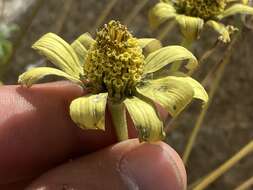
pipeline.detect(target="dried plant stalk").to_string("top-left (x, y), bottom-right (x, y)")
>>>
top-left (156, 21), bottom-right (176, 42)
top-left (123, 0), bottom-right (148, 25)
top-left (53, 0), bottom-right (74, 34)
top-left (183, 33), bottom-right (240, 164)
top-left (90, 0), bottom-right (118, 33)
top-left (234, 176), bottom-right (253, 190)
top-left (189, 39), bottom-right (220, 76)
top-left (192, 141), bottom-right (253, 190)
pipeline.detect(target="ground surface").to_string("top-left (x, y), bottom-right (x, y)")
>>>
top-left (2, 0), bottom-right (253, 189)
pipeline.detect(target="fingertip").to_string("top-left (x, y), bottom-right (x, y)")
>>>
top-left (119, 141), bottom-right (187, 190)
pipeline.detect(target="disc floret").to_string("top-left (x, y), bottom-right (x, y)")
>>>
top-left (84, 20), bottom-right (145, 101)
top-left (176, 0), bottom-right (227, 20)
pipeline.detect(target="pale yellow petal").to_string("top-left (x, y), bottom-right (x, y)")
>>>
top-left (173, 72), bottom-right (208, 104)
top-left (149, 2), bottom-right (176, 29)
top-left (32, 33), bottom-right (83, 78)
top-left (137, 76), bottom-right (194, 117)
top-left (70, 93), bottom-right (108, 130)
top-left (144, 45), bottom-right (198, 74)
top-left (71, 33), bottom-right (95, 66)
top-left (218, 4), bottom-right (253, 19)
top-left (206, 20), bottom-right (232, 43)
top-left (242, 0), bottom-right (249, 4)
top-left (137, 38), bottom-right (162, 55)
top-left (175, 15), bottom-right (204, 41)
top-left (18, 67), bottom-right (81, 87)
top-left (124, 97), bottom-right (165, 142)
top-left (71, 40), bottom-right (88, 65)
top-left (137, 38), bottom-right (160, 49)
top-left (73, 32), bottom-right (95, 50)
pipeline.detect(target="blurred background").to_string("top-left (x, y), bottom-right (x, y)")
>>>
top-left (0, 0), bottom-right (252, 189)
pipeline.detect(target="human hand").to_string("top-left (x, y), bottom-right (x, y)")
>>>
top-left (0, 81), bottom-right (186, 190)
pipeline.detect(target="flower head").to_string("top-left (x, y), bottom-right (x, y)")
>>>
top-left (150, 0), bottom-right (253, 42)
top-left (84, 21), bottom-right (144, 101)
top-left (176, 0), bottom-right (227, 20)
top-left (18, 20), bottom-right (208, 142)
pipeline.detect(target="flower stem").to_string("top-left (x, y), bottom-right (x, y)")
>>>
top-left (189, 39), bottom-right (220, 76)
top-left (109, 102), bottom-right (129, 141)
top-left (191, 141), bottom-right (253, 190)
top-left (182, 98), bottom-right (209, 164)
top-left (182, 33), bottom-right (240, 165)
top-left (123, 0), bottom-right (148, 25)
top-left (90, 0), bottom-right (118, 33)
top-left (234, 175), bottom-right (253, 190)
top-left (201, 59), bottom-right (221, 87)
top-left (53, 0), bottom-right (74, 34)
top-left (199, 40), bottom-right (220, 66)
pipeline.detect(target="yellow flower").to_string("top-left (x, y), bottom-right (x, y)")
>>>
top-left (150, 0), bottom-right (253, 43)
top-left (18, 20), bottom-right (208, 142)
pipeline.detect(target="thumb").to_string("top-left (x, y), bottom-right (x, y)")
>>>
top-left (26, 139), bottom-right (187, 190)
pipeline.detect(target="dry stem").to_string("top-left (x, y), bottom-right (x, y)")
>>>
top-left (123, 0), bottom-right (148, 25)
top-left (192, 141), bottom-right (253, 190)
top-left (183, 33), bottom-right (240, 164)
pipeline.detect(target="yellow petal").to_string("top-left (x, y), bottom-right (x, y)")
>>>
top-left (218, 4), bottom-right (253, 19)
top-left (138, 38), bottom-right (162, 53)
top-left (70, 93), bottom-right (108, 130)
top-left (71, 33), bottom-right (95, 65)
top-left (73, 32), bottom-right (95, 49)
top-left (175, 15), bottom-right (204, 41)
top-left (71, 40), bottom-right (88, 65)
top-left (137, 76), bottom-right (194, 117)
top-left (173, 72), bottom-right (208, 104)
top-left (144, 45), bottom-right (198, 74)
top-left (124, 97), bottom-right (165, 142)
top-left (32, 33), bottom-right (83, 78)
top-left (242, 0), bottom-right (249, 5)
top-left (18, 67), bottom-right (81, 87)
top-left (149, 2), bottom-right (176, 29)
top-left (137, 38), bottom-right (159, 49)
top-left (206, 20), bottom-right (232, 43)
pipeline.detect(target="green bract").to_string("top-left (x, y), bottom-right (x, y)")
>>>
top-left (18, 20), bottom-right (208, 142)
top-left (150, 0), bottom-right (253, 42)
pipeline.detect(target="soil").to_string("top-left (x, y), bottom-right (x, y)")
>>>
top-left (2, 0), bottom-right (253, 189)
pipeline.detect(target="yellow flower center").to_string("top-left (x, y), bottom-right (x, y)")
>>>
top-left (176, 0), bottom-right (227, 20)
top-left (84, 20), bottom-right (145, 101)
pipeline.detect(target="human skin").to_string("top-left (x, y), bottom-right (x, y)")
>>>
top-left (0, 81), bottom-right (187, 190)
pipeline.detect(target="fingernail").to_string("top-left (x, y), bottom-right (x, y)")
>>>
top-left (119, 143), bottom-right (186, 190)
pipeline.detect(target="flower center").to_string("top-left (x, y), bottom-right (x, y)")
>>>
top-left (84, 20), bottom-right (145, 101)
top-left (175, 0), bottom-right (227, 20)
